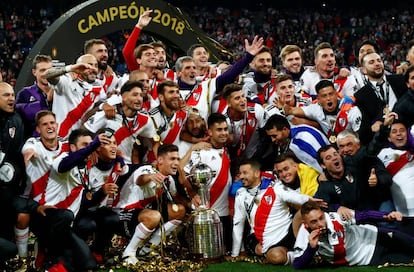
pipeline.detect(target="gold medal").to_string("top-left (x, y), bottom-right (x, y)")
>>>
top-left (103, 175), bottom-right (109, 183)
top-left (240, 143), bottom-right (246, 151)
top-left (135, 138), bottom-right (141, 145)
top-left (329, 135), bottom-right (337, 144)
top-left (172, 204), bottom-right (179, 212)
top-left (86, 192), bottom-right (93, 200)
top-left (153, 134), bottom-right (160, 142)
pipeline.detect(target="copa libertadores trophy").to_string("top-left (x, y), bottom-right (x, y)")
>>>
top-left (187, 160), bottom-right (224, 260)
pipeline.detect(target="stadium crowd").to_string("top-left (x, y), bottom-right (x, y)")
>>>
top-left (1, 1), bottom-right (414, 83)
top-left (2, 0), bottom-right (414, 271)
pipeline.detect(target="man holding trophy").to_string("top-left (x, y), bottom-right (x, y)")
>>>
top-left (181, 113), bottom-right (232, 253)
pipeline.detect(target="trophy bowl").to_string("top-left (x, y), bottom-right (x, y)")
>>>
top-left (188, 162), bottom-right (214, 187)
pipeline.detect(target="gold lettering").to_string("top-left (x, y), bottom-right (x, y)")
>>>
top-left (88, 14), bottom-right (99, 28)
top-left (170, 17), bottom-right (177, 30)
top-left (152, 9), bottom-right (161, 23)
top-left (109, 7), bottom-right (118, 21)
top-left (96, 10), bottom-right (110, 24)
top-left (175, 21), bottom-right (185, 35)
top-left (161, 13), bottom-right (170, 26)
top-left (127, 2), bottom-right (139, 19)
top-left (119, 5), bottom-right (128, 19)
top-left (139, 6), bottom-right (150, 17)
top-left (78, 19), bottom-right (89, 33)
top-left (76, 5), bottom-right (186, 36)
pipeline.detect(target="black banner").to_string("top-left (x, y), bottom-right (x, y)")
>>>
top-left (16, 0), bottom-right (231, 91)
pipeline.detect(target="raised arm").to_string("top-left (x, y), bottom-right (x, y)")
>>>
top-left (216, 36), bottom-right (264, 92)
top-left (43, 63), bottom-right (93, 85)
top-left (122, 9), bottom-right (153, 72)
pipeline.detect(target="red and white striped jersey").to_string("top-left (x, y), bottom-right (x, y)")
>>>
top-left (148, 107), bottom-right (187, 146)
top-left (299, 68), bottom-right (358, 97)
top-left (52, 74), bottom-right (106, 139)
top-left (232, 181), bottom-right (309, 256)
top-left (96, 70), bottom-right (121, 94)
top-left (183, 78), bottom-right (217, 120)
top-left (21, 137), bottom-right (67, 201)
top-left (378, 147), bottom-right (414, 217)
top-left (294, 212), bottom-right (377, 266)
top-left (114, 165), bottom-right (177, 211)
top-left (83, 110), bottom-right (156, 164)
top-left (44, 152), bottom-right (87, 216)
top-left (224, 103), bottom-right (268, 159)
top-left (184, 147), bottom-right (232, 216)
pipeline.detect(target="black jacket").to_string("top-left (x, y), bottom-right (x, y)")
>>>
top-left (0, 110), bottom-right (26, 192)
top-left (392, 89), bottom-right (414, 129)
top-left (314, 146), bottom-right (392, 211)
top-left (355, 74), bottom-right (406, 145)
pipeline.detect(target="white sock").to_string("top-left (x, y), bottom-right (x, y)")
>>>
top-left (15, 227), bottom-right (29, 258)
top-left (123, 223), bottom-right (154, 257)
top-left (285, 250), bottom-right (295, 265)
top-left (148, 219), bottom-right (182, 246)
top-left (139, 219), bottom-right (182, 256)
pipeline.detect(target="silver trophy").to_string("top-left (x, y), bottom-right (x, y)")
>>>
top-left (187, 159), bottom-right (224, 260)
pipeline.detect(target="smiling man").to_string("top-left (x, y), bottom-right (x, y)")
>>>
top-left (273, 152), bottom-right (319, 196)
top-left (148, 80), bottom-right (187, 149)
top-left (181, 112), bottom-right (232, 251)
top-left (314, 144), bottom-right (356, 214)
top-left (299, 42), bottom-right (358, 98)
top-left (121, 144), bottom-right (186, 264)
top-left (15, 54), bottom-right (54, 139)
top-left (44, 53), bottom-right (107, 140)
top-left (231, 160), bottom-right (320, 265)
top-left (223, 83), bottom-right (267, 177)
top-left (84, 39), bottom-right (121, 94)
top-left (314, 144), bottom-right (382, 220)
top-left (335, 129), bottom-right (393, 212)
top-left (283, 79), bottom-right (361, 143)
top-left (83, 80), bottom-right (158, 164)
top-left (376, 120), bottom-right (414, 236)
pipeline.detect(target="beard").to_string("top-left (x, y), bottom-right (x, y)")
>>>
top-left (98, 61), bottom-right (108, 71)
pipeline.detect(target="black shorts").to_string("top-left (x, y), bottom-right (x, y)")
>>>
top-left (12, 196), bottom-right (33, 214)
top-left (266, 223), bottom-right (296, 253)
top-left (149, 197), bottom-right (171, 223)
top-left (117, 209), bottom-right (142, 238)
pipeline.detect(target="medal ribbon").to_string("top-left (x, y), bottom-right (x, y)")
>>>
top-left (77, 160), bottom-right (93, 196)
top-left (105, 165), bottom-right (121, 207)
top-left (162, 110), bottom-right (186, 144)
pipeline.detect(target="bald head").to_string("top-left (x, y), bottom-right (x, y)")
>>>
top-left (76, 54), bottom-right (98, 83)
top-left (129, 70), bottom-right (150, 94)
top-left (0, 82), bottom-right (15, 113)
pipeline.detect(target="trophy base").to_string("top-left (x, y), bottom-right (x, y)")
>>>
top-left (187, 208), bottom-right (225, 261)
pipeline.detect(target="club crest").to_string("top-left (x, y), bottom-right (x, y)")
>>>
top-left (9, 127), bottom-right (16, 139)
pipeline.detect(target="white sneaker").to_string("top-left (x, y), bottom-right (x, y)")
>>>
top-left (138, 245), bottom-right (151, 256)
top-left (122, 255), bottom-right (139, 265)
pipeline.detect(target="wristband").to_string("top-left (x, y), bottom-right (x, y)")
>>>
top-left (65, 65), bottom-right (72, 73)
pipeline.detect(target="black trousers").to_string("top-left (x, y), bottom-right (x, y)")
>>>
top-left (370, 227), bottom-right (414, 265)
top-left (0, 237), bottom-right (17, 266)
top-left (31, 208), bottom-right (96, 271)
top-left (74, 207), bottom-right (120, 254)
